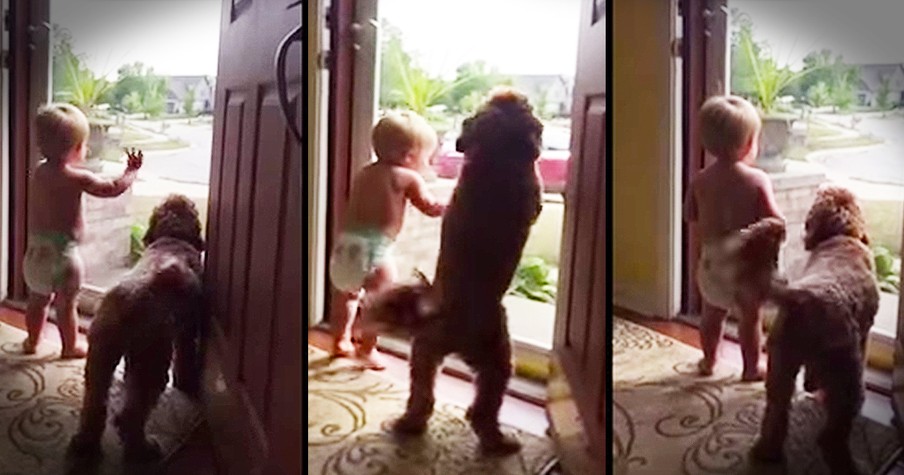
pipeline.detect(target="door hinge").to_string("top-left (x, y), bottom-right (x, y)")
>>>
top-left (671, 37), bottom-right (683, 58)
top-left (318, 50), bottom-right (332, 69)
top-left (1, 50), bottom-right (8, 69)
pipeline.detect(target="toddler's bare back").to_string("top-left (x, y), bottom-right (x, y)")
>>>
top-left (344, 162), bottom-right (438, 239)
top-left (686, 161), bottom-right (782, 243)
top-left (29, 162), bottom-right (88, 241)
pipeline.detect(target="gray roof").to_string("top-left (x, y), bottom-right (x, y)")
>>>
top-left (856, 64), bottom-right (904, 92)
top-left (165, 75), bottom-right (213, 101)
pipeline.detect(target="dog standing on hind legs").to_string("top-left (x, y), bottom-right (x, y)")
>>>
top-left (388, 89), bottom-right (544, 456)
top-left (68, 194), bottom-right (205, 463)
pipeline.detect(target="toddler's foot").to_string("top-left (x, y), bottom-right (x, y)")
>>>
top-left (22, 337), bottom-right (39, 355)
top-left (356, 349), bottom-right (386, 371)
top-left (61, 344), bottom-right (88, 360)
top-left (331, 339), bottom-right (355, 358)
top-left (697, 358), bottom-right (715, 376)
top-left (741, 365), bottom-right (766, 382)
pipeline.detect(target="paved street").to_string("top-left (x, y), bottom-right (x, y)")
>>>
top-left (811, 113), bottom-right (904, 186)
top-left (131, 120), bottom-right (213, 185)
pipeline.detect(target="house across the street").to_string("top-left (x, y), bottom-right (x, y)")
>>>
top-left (165, 75), bottom-right (216, 115)
top-left (855, 63), bottom-right (904, 108)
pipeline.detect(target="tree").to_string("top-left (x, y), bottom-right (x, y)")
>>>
top-left (108, 62), bottom-right (169, 117)
top-left (443, 61), bottom-right (512, 113)
top-left (876, 75), bottom-right (892, 111)
top-left (183, 84), bottom-right (197, 117)
top-left (807, 81), bottom-right (831, 108)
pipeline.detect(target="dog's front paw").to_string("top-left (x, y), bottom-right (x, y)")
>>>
top-left (123, 437), bottom-right (163, 463)
top-left (750, 438), bottom-right (784, 464)
top-left (390, 415), bottom-right (428, 436)
top-left (478, 432), bottom-right (522, 457)
top-left (66, 433), bottom-right (103, 463)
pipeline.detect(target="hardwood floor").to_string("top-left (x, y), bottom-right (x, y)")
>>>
top-left (0, 305), bottom-right (219, 475)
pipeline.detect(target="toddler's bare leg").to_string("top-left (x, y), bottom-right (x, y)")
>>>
top-left (356, 263), bottom-right (396, 370)
top-left (699, 301), bottom-right (727, 375)
top-left (24, 292), bottom-right (53, 354)
top-left (738, 299), bottom-right (766, 382)
top-left (56, 254), bottom-right (87, 359)
top-left (329, 288), bottom-right (360, 357)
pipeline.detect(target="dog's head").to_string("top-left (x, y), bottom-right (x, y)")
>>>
top-left (360, 270), bottom-right (437, 335)
top-left (455, 88), bottom-right (544, 166)
top-left (143, 194), bottom-right (204, 251)
top-left (803, 184), bottom-right (868, 251)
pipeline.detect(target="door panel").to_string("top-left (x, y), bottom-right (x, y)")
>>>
top-left (549, 0), bottom-right (605, 471)
top-left (681, 0), bottom-right (728, 315)
top-left (9, 0), bottom-right (50, 301)
top-left (203, 0), bottom-right (302, 474)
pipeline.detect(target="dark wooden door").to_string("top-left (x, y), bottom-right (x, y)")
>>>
top-left (203, 0), bottom-right (302, 474)
top-left (549, 0), bottom-right (605, 471)
top-left (8, 0), bottom-right (51, 302)
top-left (681, 0), bottom-right (728, 315)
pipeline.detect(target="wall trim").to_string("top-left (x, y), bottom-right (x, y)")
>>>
top-left (307, 0), bottom-right (328, 327)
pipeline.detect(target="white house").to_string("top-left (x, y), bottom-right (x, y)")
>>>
top-left (509, 74), bottom-right (574, 117)
top-left (165, 75), bottom-right (216, 115)
top-left (855, 64), bottom-right (904, 108)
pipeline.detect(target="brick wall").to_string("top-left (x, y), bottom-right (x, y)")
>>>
top-left (81, 189), bottom-right (133, 285)
top-left (771, 169), bottom-right (828, 280)
top-left (392, 179), bottom-right (455, 282)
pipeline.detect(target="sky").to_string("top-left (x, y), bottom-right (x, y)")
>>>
top-left (379, 0), bottom-right (581, 79)
top-left (732, 0), bottom-right (904, 70)
top-left (51, 0), bottom-right (222, 79)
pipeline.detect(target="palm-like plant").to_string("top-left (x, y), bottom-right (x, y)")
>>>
top-left (737, 17), bottom-right (821, 115)
top-left (387, 46), bottom-right (473, 117)
top-left (56, 51), bottom-right (113, 113)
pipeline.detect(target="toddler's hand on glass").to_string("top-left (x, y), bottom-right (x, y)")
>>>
top-left (124, 148), bottom-right (143, 170)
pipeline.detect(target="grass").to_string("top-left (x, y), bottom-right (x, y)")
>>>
top-left (860, 198), bottom-right (903, 255)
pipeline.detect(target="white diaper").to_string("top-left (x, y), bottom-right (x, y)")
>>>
top-left (329, 229), bottom-right (394, 293)
top-left (697, 237), bottom-right (741, 310)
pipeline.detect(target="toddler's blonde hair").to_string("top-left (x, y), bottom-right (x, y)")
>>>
top-left (35, 103), bottom-right (90, 162)
top-left (699, 95), bottom-right (761, 161)
top-left (371, 111), bottom-right (437, 165)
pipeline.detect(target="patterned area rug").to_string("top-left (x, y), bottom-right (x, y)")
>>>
top-left (307, 345), bottom-right (557, 475)
top-left (0, 322), bottom-right (202, 475)
top-left (613, 317), bottom-right (900, 475)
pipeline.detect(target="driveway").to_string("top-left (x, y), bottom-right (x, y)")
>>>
top-left (810, 113), bottom-right (904, 186)
top-left (132, 120), bottom-right (213, 185)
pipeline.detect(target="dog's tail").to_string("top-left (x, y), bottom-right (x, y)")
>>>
top-left (150, 258), bottom-right (194, 293)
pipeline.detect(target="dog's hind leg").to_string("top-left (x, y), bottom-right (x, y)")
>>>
top-left (115, 337), bottom-right (172, 462)
top-left (67, 317), bottom-right (125, 461)
top-left (391, 328), bottom-right (446, 435)
top-left (173, 301), bottom-right (203, 397)
top-left (818, 353), bottom-right (864, 475)
top-left (469, 324), bottom-right (521, 456)
top-left (751, 342), bottom-right (802, 463)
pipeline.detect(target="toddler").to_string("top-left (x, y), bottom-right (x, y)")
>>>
top-left (684, 95), bottom-right (784, 381)
top-left (24, 103), bottom-right (142, 358)
top-left (329, 111), bottom-right (445, 369)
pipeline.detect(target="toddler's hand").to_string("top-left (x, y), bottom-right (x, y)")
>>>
top-left (124, 148), bottom-right (143, 171)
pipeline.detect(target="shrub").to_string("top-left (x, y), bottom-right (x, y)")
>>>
top-left (873, 245), bottom-right (900, 294)
top-left (508, 256), bottom-right (557, 303)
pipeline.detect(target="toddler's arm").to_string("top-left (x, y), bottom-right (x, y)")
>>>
top-left (756, 174), bottom-right (785, 222)
top-left (406, 172), bottom-right (445, 217)
top-left (76, 148), bottom-right (143, 198)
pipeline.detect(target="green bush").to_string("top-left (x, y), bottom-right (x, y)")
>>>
top-left (130, 223), bottom-right (147, 264)
top-left (508, 256), bottom-right (557, 303)
top-left (873, 245), bottom-right (900, 294)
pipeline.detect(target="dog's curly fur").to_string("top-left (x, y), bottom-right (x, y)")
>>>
top-left (750, 185), bottom-right (879, 475)
top-left (68, 194), bottom-right (205, 463)
top-left (385, 89), bottom-right (543, 456)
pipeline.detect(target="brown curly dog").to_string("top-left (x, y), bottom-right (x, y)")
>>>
top-left (68, 194), bottom-right (205, 463)
top-left (751, 184), bottom-right (879, 475)
top-left (386, 89), bottom-right (544, 456)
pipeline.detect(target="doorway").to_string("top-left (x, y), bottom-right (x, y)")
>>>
top-left (321, 0), bottom-right (582, 391)
top-left (680, 0), bottom-right (904, 393)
